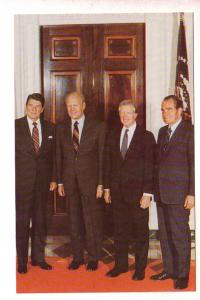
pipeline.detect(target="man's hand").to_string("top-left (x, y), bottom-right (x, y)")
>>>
top-left (49, 182), bottom-right (57, 191)
top-left (184, 195), bottom-right (195, 210)
top-left (104, 189), bottom-right (111, 204)
top-left (58, 184), bottom-right (65, 197)
top-left (96, 185), bottom-right (103, 198)
top-left (140, 195), bottom-right (151, 209)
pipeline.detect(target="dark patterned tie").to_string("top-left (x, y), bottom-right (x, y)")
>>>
top-left (121, 129), bottom-right (129, 159)
top-left (162, 127), bottom-right (172, 153)
top-left (73, 121), bottom-right (79, 155)
top-left (32, 122), bottom-right (40, 153)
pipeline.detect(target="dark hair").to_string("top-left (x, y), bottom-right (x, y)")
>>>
top-left (26, 93), bottom-right (45, 107)
top-left (163, 95), bottom-right (183, 109)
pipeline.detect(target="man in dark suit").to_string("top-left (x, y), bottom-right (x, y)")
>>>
top-left (150, 95), bottom-right (194, 289)
top-left (15, 93), bottom-right (57, 274)
top-left (56, 91), bottom-right (106, 271)
top-left (104, 99), bottom-right (155, 280)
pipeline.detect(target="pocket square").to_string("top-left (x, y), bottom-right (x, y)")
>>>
top-left (48, 136), bottom-right (53, 139)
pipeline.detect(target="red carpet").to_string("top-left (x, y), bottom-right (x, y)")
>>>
top-left (16, 257), bottom-right (195, 293)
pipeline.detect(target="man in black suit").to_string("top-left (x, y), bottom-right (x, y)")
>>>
top-left (150, 95), bottom-right (194, 289)
top-left (56, 91), bottom-right (106, 271)
top-left (104, 99), bottom-right (155, 280)
top-left (15, 93), bottom-right (57, 274)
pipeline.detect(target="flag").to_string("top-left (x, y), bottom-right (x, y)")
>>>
top-left (175, 12), bottom-right (191, 121)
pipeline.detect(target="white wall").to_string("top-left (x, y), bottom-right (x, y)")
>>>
top-left (14, 13), bottom-right (194, 229)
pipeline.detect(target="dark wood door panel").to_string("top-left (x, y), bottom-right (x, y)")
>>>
top-left (104, 71), bottom-right (136, 126)
top-left (41, 23), bottom-right (145, 234)
top-left (51, 71), bottom-right (81, 123)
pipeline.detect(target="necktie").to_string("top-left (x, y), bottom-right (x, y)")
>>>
top-left (32, 122), bottom-right (39, 153)
top-left (73, 121), bottom-right (79, 155)
top-left (121, 129), bottom-right (129, 159)
top-left (162, 127), bottom-right (172, 152)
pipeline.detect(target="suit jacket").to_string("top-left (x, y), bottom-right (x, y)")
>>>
top-left (104, 124), bottom-right (156, 203)
top-left (56, 116), bottom-right (106, 196)
top-left (154, 120), bottom-right (194, 204)
top-left (15, 116), bottom-right (56, 205)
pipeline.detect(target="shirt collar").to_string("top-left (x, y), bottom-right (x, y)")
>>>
top-left (169, 118), bottom-right (182, 133)
top-left (122, 122), bottom-right (136, 133)
top-left (27, 116), bottom-right (41, 126)
top-left (71, 114), bottom-right (85, 126)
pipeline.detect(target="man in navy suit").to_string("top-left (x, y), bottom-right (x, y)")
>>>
top-left (15, 93), bottom-right (57, 274)
top-left (104, 99), bottom-right (155, 280)
top-left (150, 95), bottom-right (194, 289)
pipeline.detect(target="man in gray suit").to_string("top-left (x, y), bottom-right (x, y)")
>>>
top-left (56, 91), bottom-right (106, 271)
top-left (151, 95), bottom-right (194, 289)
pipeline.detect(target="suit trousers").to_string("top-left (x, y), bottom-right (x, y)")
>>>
top-left (157, 202), bottom-right (191, 279)
top-left (113, 196), bottom-right (149, 273)
top-left (68, 181), bottom-right (103, 262)
top-left (16, 182), bottom-right (47, 265)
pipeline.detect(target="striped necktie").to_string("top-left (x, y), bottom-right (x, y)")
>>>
top-left (32, 122), bottom-right (40, 153)
top-left (73, 121), bottom-right (79, 155)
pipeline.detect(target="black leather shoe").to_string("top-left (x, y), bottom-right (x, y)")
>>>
top-left (86, 261), bottom-right (98, 271)
top-left (18, 264), bottom-right (27, 274)
top-left (174, 278), bottom-right (188, 289)
top-left (150, 271), bottom-right (171, 280)
top-left (132, 271), bottom-right (145, 281)
top-left (106, 267), bottom-right (128, 278)
top-left (68, 260), bottom-right (84, 270)
top-left (32, 261), bottom-right (52, 270)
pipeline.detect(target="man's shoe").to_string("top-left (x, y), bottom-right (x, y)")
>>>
top-left (174, 278), bottom-right (188, 289)
top-left (86, 261), bottom-right (98, 271)
top-left (132, 271), bottom-right (145, 281)
top-left (150, 271), bottom-right (171, 280)
top-left (68, 260), bottom-right (84, 270)
top-left (32, 261), bottom-right (52, 270)
top-left (106, 267), bottom-right (128, 278)
top-left (18, 264), bottom-right (27, 274)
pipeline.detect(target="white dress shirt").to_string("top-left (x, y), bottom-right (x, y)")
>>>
top-left (168, 117), bottom-right (182, 138)
top-left (71, 115), bottom-right (85, 142)
top-left (120, 122), bottom-right (137, 150)
top-left (27, 116), bottom-right (42, 146)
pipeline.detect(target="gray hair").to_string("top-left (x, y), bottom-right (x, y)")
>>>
top-left (118, 99), bottom-right (137, 113)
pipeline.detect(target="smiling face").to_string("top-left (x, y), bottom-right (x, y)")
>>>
top-left (65, 93), bottom-right (86, 120)
top-left (161, 98), bottom-right (183, 126)
top-left (26, 98), bottom-right (44, 121)
top-left (119, 104), bottom-right (138, 128)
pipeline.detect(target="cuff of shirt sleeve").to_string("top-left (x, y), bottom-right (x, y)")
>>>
top-left (143, 193), bottom-right (153, 197)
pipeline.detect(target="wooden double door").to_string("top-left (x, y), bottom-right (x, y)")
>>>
top-left (41, 23), bottom-right (145, 234)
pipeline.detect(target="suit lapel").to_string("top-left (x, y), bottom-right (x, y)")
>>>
top-left (159, 126), bottom-right (168, 153)
top-left (21, 116), bottom-right (36, 154)
top-left (116, 126), bottom-right (123, 161)
top-left (123, 124), bottom-right (139, 160)
top-left (168, 120), bottom-right (184, 145)
top-left (163, 120), bottom-right (184, 153)
top-left (39, 119), bottom-right (48, 154)
top-left (65, 119), bottom-right (74, 147)
top-left (79, 116), bottom-right (92, 150)
top-left (159, 120), bottom-right (184, 158)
